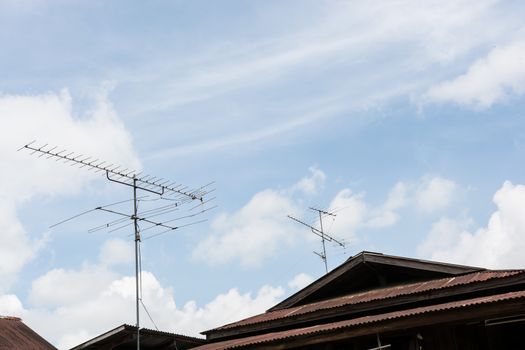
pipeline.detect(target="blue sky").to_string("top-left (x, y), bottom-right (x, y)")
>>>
top-left (1, 0), bottom-right (525, 348)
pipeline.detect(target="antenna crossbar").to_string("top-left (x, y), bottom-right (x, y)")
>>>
top-left (309, 206), bottom-right (336, 217)
top-left (96, 207), bottom-right (180, 232)
top-left (287, 215), bottom-right (344, 247)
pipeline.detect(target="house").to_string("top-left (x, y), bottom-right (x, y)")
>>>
top-left (194, 251), bottom-right (525, 350)
top-left (70, 251), bottom-right (525, 349)
top-left (70, 324), bottom-right (205, 350)
top-left (0, 315), bottom-right (57, 350)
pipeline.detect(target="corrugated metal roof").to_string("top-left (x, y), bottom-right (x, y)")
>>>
top-left (194, 290), bottom-right (525, 350)
top-left (70, 324), bottom-right (205, 350)
top-left (0, 316), bottom-right (57, 350)
top-left (210, 270), bottom-right (525, 332)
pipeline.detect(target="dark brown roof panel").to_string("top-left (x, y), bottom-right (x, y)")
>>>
top-left (0, 316), bottom-right (57, 350)
top-left (70, 324), bottom-right (205, 350)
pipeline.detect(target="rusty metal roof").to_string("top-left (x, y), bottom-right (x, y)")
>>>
top-left (70, 324), bottom-right (205, 350)
top-left (0, 316), bottom-right (57, 350)
top-left (194, 290), bottom-right (525, 350)
top-left (207, 270), bottom-right (525, 333)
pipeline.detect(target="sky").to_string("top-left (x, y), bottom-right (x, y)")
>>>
top-left (1, 0), bottom-right (525, 348)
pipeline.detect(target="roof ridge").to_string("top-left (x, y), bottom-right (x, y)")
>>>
top-left (122, 324), bottom-right (205, 341)
top-left (0, 316), bottom-right (21, 321)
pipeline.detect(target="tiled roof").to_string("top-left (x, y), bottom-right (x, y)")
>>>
top-left (208, 270), bottom-right (525, 332)
top-left (194, 290), bottom-right (525, 350)
top-left (0, 316), bottom-right (57, 350)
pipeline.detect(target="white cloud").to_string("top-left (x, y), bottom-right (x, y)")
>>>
top-left (23, 270), bottom-right (177, 349)
top-left (325, 176), bottom-right (458, 238)
top-left (366, 182), bottom-right (409, 229)
top-left (170, 284), bottom-right (284, 339)
top-left (28, 264), bottom-right (118, 308)
top-left (287, 273), bottom-right (314, 291)
top-left (384, 182), bottom-right (409, 211)
top-left (9, 265), bottom-right (285, 349)
top-left (291, 166), bottom-right (326, 196)
top-left (418, 181), bottom-right (525, 268)
top-left (0, 236), bottom-right (287, 349)
top-left (417, 217), bottom-right (473, 258)
top-left (425, 38), bottom-right (525, 108)
top-left (193, 172), bottom-right (459, 268)
top-left (99, 238), bottom-right (134, 266)
top-left (192, 188), bottom-right (299, 267)
top-left (0, 294), bottom-right (25, 315)
top-left (0, 202), bottom-right (45, 292)
top-left (327, 189), bottom-right (368, 241)
top-left (191, 167), bottom-right (335, 267)
top-left (415, 176), bottom-right (458, 213)
top-left (0, 88), bottom-right (139, 290)
top-left (325, 185), bottom-right (403, 237)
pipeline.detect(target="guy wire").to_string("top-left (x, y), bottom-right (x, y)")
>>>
top-left (138, 241), bottom-right (159, 331)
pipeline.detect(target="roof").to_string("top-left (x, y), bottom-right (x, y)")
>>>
top-left (269, 251), bottom-right (483, 311)
top-left (70, 324), bottom-right (205, 350)
top-left (207, 269), bottom-right (525, 335)
top-left (193, 290), bottom-right (525, 350)
top-left (0, 316), bottom-right (57, 350)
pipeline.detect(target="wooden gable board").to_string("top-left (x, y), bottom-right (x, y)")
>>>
top-left (269, 251), bottom-right (483, 311)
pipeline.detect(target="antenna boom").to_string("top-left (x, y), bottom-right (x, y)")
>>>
top-left (21, 142), bottom-right (202, 200)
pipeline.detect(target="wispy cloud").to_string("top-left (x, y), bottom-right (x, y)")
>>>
top-left (121, 0), bottom-right (525, 160)
top-left (126, 0), bottom-right (512, 110)
top-left (146, 100), bottom-right (345, 160)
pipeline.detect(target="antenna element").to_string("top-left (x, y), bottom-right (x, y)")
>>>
top-left (288, 207), bottom-right (344, 273)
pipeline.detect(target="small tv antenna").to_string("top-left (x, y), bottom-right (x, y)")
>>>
top-left (288, 207), bottom-right (344, 273)
top-left (19, 141), bottom-right (215, 350)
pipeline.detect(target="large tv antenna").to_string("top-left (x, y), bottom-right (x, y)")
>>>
top-left (288, 207), bottom-right (344, 273)
top-left (19, 141), bottom-right (215, 350)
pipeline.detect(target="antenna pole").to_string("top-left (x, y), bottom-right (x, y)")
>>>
top-left (318, 210), bottom-right (328, 273)
top-left (133, 176), bottom-right (140, 350)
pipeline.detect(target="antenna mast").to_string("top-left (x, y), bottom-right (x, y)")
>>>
top-left (19, 141), bottom-right (212, 350)
top-left (288, 207), bottom-right (344, 273)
